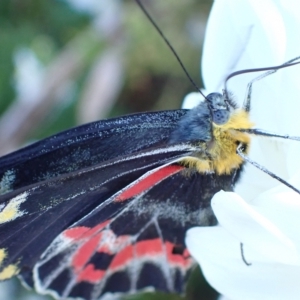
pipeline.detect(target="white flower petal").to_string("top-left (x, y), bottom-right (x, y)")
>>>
top-left (201, 0), bottom-right (289, 94)
top-left (186, 0), bottom-right (300, 299)
top-left (251, 185), bottom-right (300, 250)
top-left (181, 92), bottom-right (204, 109)
top-left (212, 191), bottom-right (299, 264)
top-left (186, 226), bottom-right (300, 300)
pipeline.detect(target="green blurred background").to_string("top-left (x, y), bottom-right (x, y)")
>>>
top-left (0, 0), bottom-right (219, 299)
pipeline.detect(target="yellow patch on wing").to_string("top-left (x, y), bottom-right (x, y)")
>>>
top-left (0, 264), bottom-right (19, 280)
top-left (0, 248), bottom-right (20, 279)
top-left (0, 192), bottom-right (28, 224)
top-left (0, 249), bottom-right (7, 266)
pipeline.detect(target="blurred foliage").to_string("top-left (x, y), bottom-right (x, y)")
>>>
top-left (0, 0), bottom-right (89, 113)
top-left (0, 0), bottom-right (218, 299)
top-left (0, 0), bottom-right (213, 143)
top-left (122, 0), bottom-right (211, 113)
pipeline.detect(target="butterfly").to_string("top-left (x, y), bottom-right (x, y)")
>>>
top-left (2, 59), bottom-right (300, 299)
top-left (0, 89), bottom-right (245, 299)
top-left (0, 1), bottom-right (300, 300)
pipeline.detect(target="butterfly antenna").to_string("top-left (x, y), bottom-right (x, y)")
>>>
top-left (236, 144), bottom-right (300, 195)
top-left (135, 0), bottom-right (207, 100)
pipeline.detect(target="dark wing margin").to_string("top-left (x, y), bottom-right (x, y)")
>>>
top-left (28, 162), bottom-right (233, 300)
top-left (0, 144), bottom-right (195, 284)
top-left (0, 110), bottom-right (187, 194)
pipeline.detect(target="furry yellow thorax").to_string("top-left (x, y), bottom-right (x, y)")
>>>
top-left (180, 110), bottom-right (254, 174)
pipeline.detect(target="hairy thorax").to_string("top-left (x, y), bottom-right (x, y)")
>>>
top-left (180, 110), bottom-right (254, 175)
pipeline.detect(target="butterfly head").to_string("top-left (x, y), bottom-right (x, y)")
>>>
top-left (205, 92), bottom-right (236, 125)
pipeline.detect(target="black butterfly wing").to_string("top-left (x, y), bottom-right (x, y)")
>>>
top-left (0, 144), bottom-right (195, 282)
top-left (0, 105), bottom-right (237, 299)
top-left (29, 162), bottom-right (233, 300)
top-left (0, 110), bottom-right (187, 194)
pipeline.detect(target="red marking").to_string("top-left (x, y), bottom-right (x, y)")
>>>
top-left (77, 264), bottom-right (105, 283)
top-left (110, 244), bottom-right (134, 269)
top-left (109, 239), bottom-right (164, 269)
top-left (66, 222), bottom-right (132, 283)
top-left (136, 239), bottom-right (163, 256)
top-left (109, 238), bottom-right (191, 271)
top-left (115, 165), bottom-right (184, 202)
top-left (75, 238), bottom-right (192, 284)
top-left (73, 234), bottom-right (102, 270)
top-left (62, 221), bottom-right (111, 272)
top-left (65, 219), bottom-right (192, 284)
top-left (63, 227), bottom-right (90, 240)
top-left (63, 221), bottom-right (110, 240)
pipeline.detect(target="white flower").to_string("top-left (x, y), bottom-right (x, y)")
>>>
top-left (187, 187), bottom-right (300, 300)
top-left (185, 0), bottom-right (300, 299)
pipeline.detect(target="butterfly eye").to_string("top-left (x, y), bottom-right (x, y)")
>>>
top-left (206, 93), bottom-right (230, 125)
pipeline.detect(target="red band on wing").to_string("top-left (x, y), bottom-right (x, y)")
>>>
top-left (115, 165), bottom-right (184, 202)
top-left (65, 221), bottom-right (192, 284)
top-left (72, 228), bottom-right (131, 283)
top-left (110, 238), bottom-right (192, 270)
top-left (76, 237), bottom-right (192, 284)
top-left (63, 221), bottom-right (110, 240)
top-left (64, 221), bottom-right (132, 283)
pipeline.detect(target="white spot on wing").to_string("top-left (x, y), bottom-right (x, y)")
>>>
top-left (0, 170), bottom-right (16, 195)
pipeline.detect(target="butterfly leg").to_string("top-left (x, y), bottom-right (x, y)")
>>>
top-left (243, 56), bottom-right (300, 111)
top-left (240, 243), bottom-right (251, 266)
